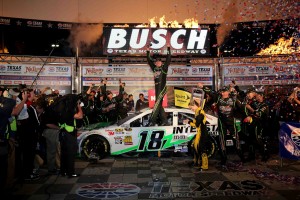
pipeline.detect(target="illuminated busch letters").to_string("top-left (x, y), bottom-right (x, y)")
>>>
top-left (104, 28), bottom-right (210, 55)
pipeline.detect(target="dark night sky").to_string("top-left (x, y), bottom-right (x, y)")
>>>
top-left (0, 18), bottom-right (299, 57)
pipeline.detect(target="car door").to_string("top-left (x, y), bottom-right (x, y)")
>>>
top-left (125, 111), bottom-right (174, 153)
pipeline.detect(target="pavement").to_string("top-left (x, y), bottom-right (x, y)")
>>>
top-left (3, 152), bottom-right (300, 200)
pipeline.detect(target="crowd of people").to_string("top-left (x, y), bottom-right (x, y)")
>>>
top-left (193, 82), bottom-right (300, 170)
top-left (0, 80), bottom-right (299, 188)
top-left (0, 80), bottom-right (151, 188)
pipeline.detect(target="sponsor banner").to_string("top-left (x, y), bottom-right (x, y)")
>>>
top-left (0, 75), bottom-right (71, 86)
top-left (82, 65), bottom-right (214, 86)
top-left (0, 64), bottom-right (72, 86)
top-left (82, 77), bottom-right (213, 87)
top-left (103, 27), bottom-right (210, 56)
top-left (174, 87), bottom-right (191, 108)
top-left (279, 122), bottom-right (300, 160)
top-left (224, 64), bottom-right (299, 77)
top-left (225, 77), bottom-right (300, 86)
top-left (0, 64), bottom-right (71, 76)
top-left (82, 65), bottom-right (213, 77)
top-left (0, 17), bottom-right (74, 29)
top-left (223, 64), bottom-right (300, 86)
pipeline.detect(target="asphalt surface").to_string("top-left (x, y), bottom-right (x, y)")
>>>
top-left (2, 151), bottom-right (300, 200)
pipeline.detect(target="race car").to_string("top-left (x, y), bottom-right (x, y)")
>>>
top-left (77, 108), bottom-right (219, 160)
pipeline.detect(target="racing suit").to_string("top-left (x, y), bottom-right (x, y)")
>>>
top-left (216, 96), bottom-right (244, 165)
top-left (189, 107), bottom-right (209, 170)
top-left (244, 100), bottom-right (269, 161)
top-left (147, 47), bottom-right (171, 126)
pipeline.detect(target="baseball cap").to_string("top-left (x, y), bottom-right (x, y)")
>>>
top-left (9, 88), bottom-right (20, 97)
top-left (256, 91), bottom-right (264, 97)
top-left (220, 86), bottom-right (230, 92)
top-left (106, 90), bottom-right (113, 95)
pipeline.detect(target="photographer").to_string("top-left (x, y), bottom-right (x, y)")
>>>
top-left (54, 94), bottom-right (83, 178)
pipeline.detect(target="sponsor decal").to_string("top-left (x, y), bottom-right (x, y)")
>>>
top-left (256, 66), bottom-right (269, 73)
top-left (57, 23), bottom-right (72, 29)
top-left (106, 68), bottom-right (113, 73)
top-left (173, 134), bottom-right (187, 140)
top-left (170, 68), bottom-right (189, 75)
top-left (206, 124), bottom-right (219, 136)
top-left (225, 67), bottom-right (246, 76)
top-left (27, 20), bottom-right (43, 27)
top-left (76, 183), bottom-right (141, 199)
top-left (108, 131), bottom-right (114, 136)
top-left (124, 136), bottom-right (133, 145)
top-left (0, 18), bottom-right (10, 25)
top-left (115, 128), bottom-right (124, 134)
top-left (172, 126), bottom-right (196, 134)
top-left (56, 66), bottom-right (69, 72)
top-left (48, 66), bottom-right (56, 72)
top-left (114, 137), bottom-right (123, 144)
top-left (128, 68), bottom-right (149, 75)
top-left (192, 67), bottom-right (211, 75)
top-left (7, 65), bottom-right (22, 72)
top-left (4, 81), bottom-right (12, 84)
top-left (84, 67), bottom-right (104, 75)
top-left (124, 127), bottom-right (132, 132)
top-left (174, 88), bottom-right (191, 108)
top-left (25, 66), bottom-right (45, 73)
top-left (0, 65), bottom-right (6, 71)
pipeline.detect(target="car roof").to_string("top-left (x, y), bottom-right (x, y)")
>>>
top-left (116, 107), bottom-right (193, 126)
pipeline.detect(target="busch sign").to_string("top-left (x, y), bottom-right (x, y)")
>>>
top-left (103, 28), bottom-right (210, 56)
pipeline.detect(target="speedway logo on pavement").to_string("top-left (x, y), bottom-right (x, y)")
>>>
top-left (76, 183), bottom-right (141, 199)
top-left (76, 180), bottom-right (267, 199)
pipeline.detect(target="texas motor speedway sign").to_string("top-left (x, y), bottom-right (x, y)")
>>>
top-left (103, 27), bottom-right (210, 56)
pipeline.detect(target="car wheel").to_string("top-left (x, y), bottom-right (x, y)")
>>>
top-left (204, 136), bottom-right (217, 158)
top-left (81, 135), bottom-right (110, 160)
top-left (188, 136), bottom-right (217, 158)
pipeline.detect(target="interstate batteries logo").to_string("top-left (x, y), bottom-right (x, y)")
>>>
top-left (76, 183), bottom-right (141, 199)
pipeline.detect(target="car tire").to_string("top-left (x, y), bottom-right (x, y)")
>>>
top-left (204, 136), bottom-right (217, 158)
top-left (188, 136), bottom-right (217, 158)
top-left (81, 135), bottom-right (110, 160)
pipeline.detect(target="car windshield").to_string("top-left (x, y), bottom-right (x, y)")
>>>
top-left (117, 112), bottom-right (141, 126)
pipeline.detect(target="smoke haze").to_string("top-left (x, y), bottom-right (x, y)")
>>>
top-left (68, 23), bottom-right (103, 56)
top-left (217, 0), bottom-right (238, 47)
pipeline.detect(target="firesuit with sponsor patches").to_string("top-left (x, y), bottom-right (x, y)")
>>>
top-left (245, 101), bottom-right (269, 161)
top-left (189, 107), bottom-right (209, 170)
top-left (147, 47), bottom-right (171, 125)
top-left (216, 96), bottom-right (243, 165)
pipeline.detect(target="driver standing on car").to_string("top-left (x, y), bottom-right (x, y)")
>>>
top-left (146, 46), bottom-right (171, 126)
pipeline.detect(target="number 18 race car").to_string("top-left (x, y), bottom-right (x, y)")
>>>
top-left (77, 108), bottom-right (219, 160)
